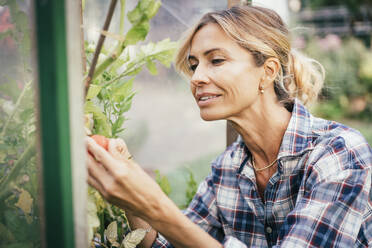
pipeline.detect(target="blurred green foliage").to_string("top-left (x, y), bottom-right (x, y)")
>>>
top-left (0, 1), bottom-right (40, 247)
top-left (301, 35), bottom-right (372, 121)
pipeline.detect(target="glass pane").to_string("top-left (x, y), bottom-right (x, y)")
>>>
top-left (84, 0), bottom-right (228, 207)
top-left (0, 2), bottom-right (42, 247)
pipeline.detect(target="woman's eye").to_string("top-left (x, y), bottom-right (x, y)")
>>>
top-left (211, 59), bottom-right (225, 65)
top-left (190, 64), bottom-right (198, 72)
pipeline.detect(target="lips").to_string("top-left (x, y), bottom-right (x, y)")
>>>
top-left (195, 92), bottom-right (222, 106)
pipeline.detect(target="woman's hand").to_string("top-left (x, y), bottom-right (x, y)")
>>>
top-left (86, 136), bottom-right (166, 219)
top-left (87, 137), bottom-right (223, 248)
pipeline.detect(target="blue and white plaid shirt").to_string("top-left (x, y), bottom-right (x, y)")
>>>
top-left (152, 99), bottom-right (372, 247)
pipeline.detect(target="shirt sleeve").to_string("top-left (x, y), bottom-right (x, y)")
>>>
top-left (151, 174), bottom-right (248, 248)
top-left (275, 136), bottom-right (372, 247)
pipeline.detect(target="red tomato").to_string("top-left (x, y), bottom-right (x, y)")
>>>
top-left (91, 135), bottom-right (109, 151)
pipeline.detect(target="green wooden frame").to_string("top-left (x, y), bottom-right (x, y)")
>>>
top-left (34, 0), bottom-right (75, 247)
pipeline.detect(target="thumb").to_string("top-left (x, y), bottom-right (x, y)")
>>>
top-left (108, 138), bottom-right (132, 161)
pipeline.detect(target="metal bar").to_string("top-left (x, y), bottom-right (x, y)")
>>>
top-left (65, 0), bottom-right (87, 247)
top-left (34, 0), bottom-right (75, 247)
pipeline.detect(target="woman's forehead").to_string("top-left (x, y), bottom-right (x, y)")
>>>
top-left (189, 23), bottom-right (236, 56)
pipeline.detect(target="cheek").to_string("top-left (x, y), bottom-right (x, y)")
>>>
top-left (190, 83), bottom-right (196, 96)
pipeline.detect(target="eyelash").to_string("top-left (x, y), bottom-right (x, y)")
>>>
top-left (189, 59), bottom-right (225, 72)
top-left (211, 59), bottom-right (225, 65)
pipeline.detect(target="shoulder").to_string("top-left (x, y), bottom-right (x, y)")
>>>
top-left (305, 117), bottom-right (372, 182)
top-left (311, 117), bottom-right (367, 148)
top-left (311, 117), bottom-right (372, 167)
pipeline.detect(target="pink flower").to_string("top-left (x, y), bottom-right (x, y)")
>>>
top-left (318, 34), bottom-right (341, 51)
top-left (292, 36), bottom-right (306, 50)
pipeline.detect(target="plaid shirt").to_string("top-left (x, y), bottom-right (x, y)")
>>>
top-left (152, 99), bottom-right (372, 248)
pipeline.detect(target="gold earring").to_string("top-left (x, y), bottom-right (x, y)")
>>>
top-left (259, 85), bottom-right (264, 94)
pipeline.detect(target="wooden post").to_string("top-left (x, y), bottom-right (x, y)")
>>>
top-left (226, 0), bottom-right (250, 147)
top-left (228, 0), bottom-right (241, 7)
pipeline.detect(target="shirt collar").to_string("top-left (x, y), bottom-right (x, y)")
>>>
top-left (277, 98), bottom-right (315, 159)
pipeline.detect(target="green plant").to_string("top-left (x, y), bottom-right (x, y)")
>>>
top-left (184, 169), bottom-right (198, 208)
top-left (0, 1), bottom-right (39, 247)
top-left (84, 0), bottom-right (177, 247)
top-left (155, 170), bottom-right (171, 196)
top-left (303, 35), bottom-right (372, 120)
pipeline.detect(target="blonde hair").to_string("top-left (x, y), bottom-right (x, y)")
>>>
top-left (175, 5), bottom-right (325, 106)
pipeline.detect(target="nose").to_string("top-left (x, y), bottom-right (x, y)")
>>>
top-left (190, 64), bottom-right (210, 87)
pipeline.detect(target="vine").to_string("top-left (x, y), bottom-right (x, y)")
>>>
top-left (83, 0), bottom-right (177, 247)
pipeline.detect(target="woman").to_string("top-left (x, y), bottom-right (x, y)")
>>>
top-left (86, 5), bottom-right (372, 247)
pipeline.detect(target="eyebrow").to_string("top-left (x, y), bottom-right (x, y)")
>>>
top-left (188, 48), bottom-right (227, 60)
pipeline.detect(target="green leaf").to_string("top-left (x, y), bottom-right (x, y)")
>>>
top-left (0, 222), bottom-right (15, 243)
top-left (84, 101), bottom-right (112, 137)
top-left (126, 66), bottom-right (143, 76)
top-left (19, 108), bottom-right (33, 121)
top-left (139, 0), bottom-right (152, 10)
top-left (121, 101), bottom-right (133, 113)
top-left (113, 117), bottom-right (125, 129)
top-left (127, 5), bottom-right (142, 25)
top-left (124, 22), bottom-right (150, 46)
top-left (111, 78), bottom-right (134, 102)
top-left (155, 170), bottom-right (171, 196)
top-left (86, 84), bottom-right (103, 100)
top-left (185, 170), bottom-right (197, 205)
top-left (144, 0), bottom-right (161, 19)
top-left (112, 116), bottom-right (127, 137)
top-left (127, 0), bottom-right (161, 24)
top-left (110, 58), bottom-right (126, 75)
top-left (3, 209), bottom-right (30, 240)
top-left (141, 38), bottom-right (178, 67)
top-left (146, 60), bottom-right (157, 75)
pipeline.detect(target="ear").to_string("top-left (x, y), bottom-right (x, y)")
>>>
top-left (263, 57), bottom-right (280, 83)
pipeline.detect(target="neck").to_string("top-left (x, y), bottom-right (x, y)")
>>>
top-left (229, 98), bottom-right (291, 170)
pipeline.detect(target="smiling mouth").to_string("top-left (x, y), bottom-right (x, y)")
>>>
top-left (197, 94), bottom-right (222, 106)
top-left (199, 95), bottom-right (221, 101)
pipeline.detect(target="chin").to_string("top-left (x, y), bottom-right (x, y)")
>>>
top-left (199, 110), bottom-right (226, 121)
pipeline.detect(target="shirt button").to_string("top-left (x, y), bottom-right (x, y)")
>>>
top-left (266, 226), bottom-right (273, 234)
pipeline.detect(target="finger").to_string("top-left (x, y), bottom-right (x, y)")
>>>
top-left (86, 136), bottom-right (119, 174)
top-left (108, 138), bottom-right (131, 161)
top-left (87, 174), bottom-right (106, 196)
top-left (86, 152), bottom-right (111, 189)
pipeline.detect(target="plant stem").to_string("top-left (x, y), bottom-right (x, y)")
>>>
top-left (90, 0), bottom-right (127, 83)
top-left (1, 80), bottom-right (32, 137)
top-left (84, 0), bottom-right (118, 96)
top-left (0, 142), bottom-right (36, 200)
top-left (103, 56), bottom-right (148, 87)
